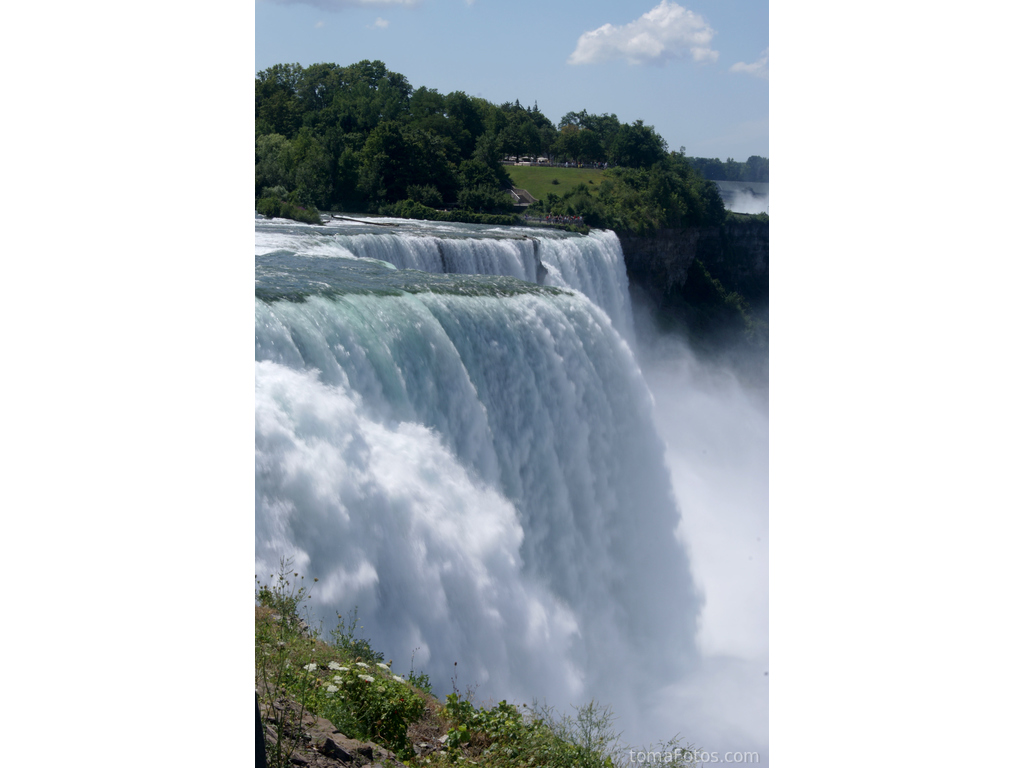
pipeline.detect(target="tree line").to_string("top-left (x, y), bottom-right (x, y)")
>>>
top-left (684, 155), bottom-right (768, 183)
top-left (256, 60), bottom-right (761, 232)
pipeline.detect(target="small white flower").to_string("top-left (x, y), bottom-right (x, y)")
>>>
top-left (393, 675), bottom-right (404, 682)
top-left (333, 675), bottom-right (345, 683)
top-left (326, 684), bottom-right (339, 694)
top-left (304, 663), bottom-right (318, 672)
top-left (377, 662), bottom-right (390, 670)
top-left (355, 662), bottom-right (370, 668)
top-left (328, 661), bottom-right (344, 671)
top-left (358, 674), bottom-right (375, 683)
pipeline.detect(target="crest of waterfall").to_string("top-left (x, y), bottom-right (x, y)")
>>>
top-left (255, 218), bottom-right (634, 345)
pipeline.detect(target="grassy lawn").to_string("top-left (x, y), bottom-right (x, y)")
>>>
top-left (507, 165), bottom-right (608, 202)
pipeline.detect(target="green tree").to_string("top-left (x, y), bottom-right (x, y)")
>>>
top-left (582, 112), bottom-right (621, 156)
top-left (410, 86), bottom-right (445, 121)
top-left (554, 125), bottom-right (582, 163)
top-left (332, 60), bottom-right (412, 133)
top-left (560, 110), bottom-right (620, 161)
top-left (334, 146), bottom-right (364, 210)
top-left (444, 91), bottom-right (487, 158)
top-left (610, 120), bottom-right (668, 168)
top-left (745, 155), bottom-right (769, 182)
top-left (255, 63), bottom-right (304, 138)
top-left (471, 131), bottom-right (508, 182)
top-left (457, 185), bottom-right (514, 213)
top-left (558, 109), bottom-right (588, 129)
top-left (358, 121), bottom-right (410, 203)
top-left (297, 62), bottom-right (345, 113)
top-left (577, 129), bottom-right (605, 163)
top-left (500, 112), bottom-right (542, 161)
top-left (292, 128), bottom-right (333, 209)
top-left (358, 122), bottom-right (457, 206)
top-left (405, 184), bottom-right (443, 207)
top-left (459, 158), bottom-right (502, 190)
top-left (256, 133), bottom-right (296, 196)
top-left (685, 155), bottom-right (768, 183)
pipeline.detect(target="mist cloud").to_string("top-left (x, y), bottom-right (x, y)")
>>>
top-left (633, 303), bottom-right (768, 759)
top-left (568, 2), bottom-right (718, 66)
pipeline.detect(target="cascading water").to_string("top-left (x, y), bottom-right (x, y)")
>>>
top-left (255, 216), bottom-right (634, 345)
top-left (255, 214), bottom-right (761, 754)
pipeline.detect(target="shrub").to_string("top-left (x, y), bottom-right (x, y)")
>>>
top-left (256, 193), bottom-right (321, 224)
top-left (406, 184), bottom-right (444, 208)
top-left (256, 562), bottom-right (431, 763)
top-left (331, 606), bottom-right (384, 665)
top-left (378, 198), bottom-right (518, 226)
top-left (256, 195), bottom-right (282, 219)
top-left (255, 560), bottom-right (321, 768)
top-left (456, 184), bottom-right (515, 214)
top-left (311, 662), bottom-right (426, 755)
top-left (440, 694), bottom-right (619, 768)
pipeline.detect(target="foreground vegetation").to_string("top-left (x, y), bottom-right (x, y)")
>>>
top-left (257, 560), bottom-right (699, 768)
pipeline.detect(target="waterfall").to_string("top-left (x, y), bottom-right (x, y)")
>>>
top-left (254, 216), bottom-right (711, 744)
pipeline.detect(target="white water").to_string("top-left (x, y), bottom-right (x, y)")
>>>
top-left (255, 218), bottom-right (634, 345)
top-left (254, 217), bottom-right (767, 760)
top-left (713, 182), bottom-right (769, 215)
top-left (725, 189), bottom-right (769, 215)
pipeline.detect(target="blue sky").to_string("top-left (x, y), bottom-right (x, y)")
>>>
top-left (256, 0), bottom-right (768, 161)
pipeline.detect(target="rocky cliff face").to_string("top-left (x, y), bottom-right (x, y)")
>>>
top-left (617, 228), bottom-right (701, 301)
top-left (618, 218), bottom-right (769, 308)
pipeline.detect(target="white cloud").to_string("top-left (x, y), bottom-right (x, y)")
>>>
top-left (314, 20), bottom-right (325, 28)
top-left (369, 17), bottom-right (390, 29)
top-left (568, 1), bottom-right (718, 66)
top-left (730, 48), bottom-right (768, 79)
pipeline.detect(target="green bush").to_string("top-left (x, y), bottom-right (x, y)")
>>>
top-left (406, 183), bottom-right (444, 207)
top-left (440, 694), bottom-right (631, 768)
top-left (310, 661), bottom-right (425, 756)
top-left (331, 606), bottom-right (384, 665)
top-left (256, 195), bottom-right (282, 219)
top-left (379, 198), bottom-right (519, 226)
top-left (256, 193), bottom-right (321, 224)
top-left (256, 562), bottom-right (429, 763)
top-left (456, 184), bottom-right (516, 214)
